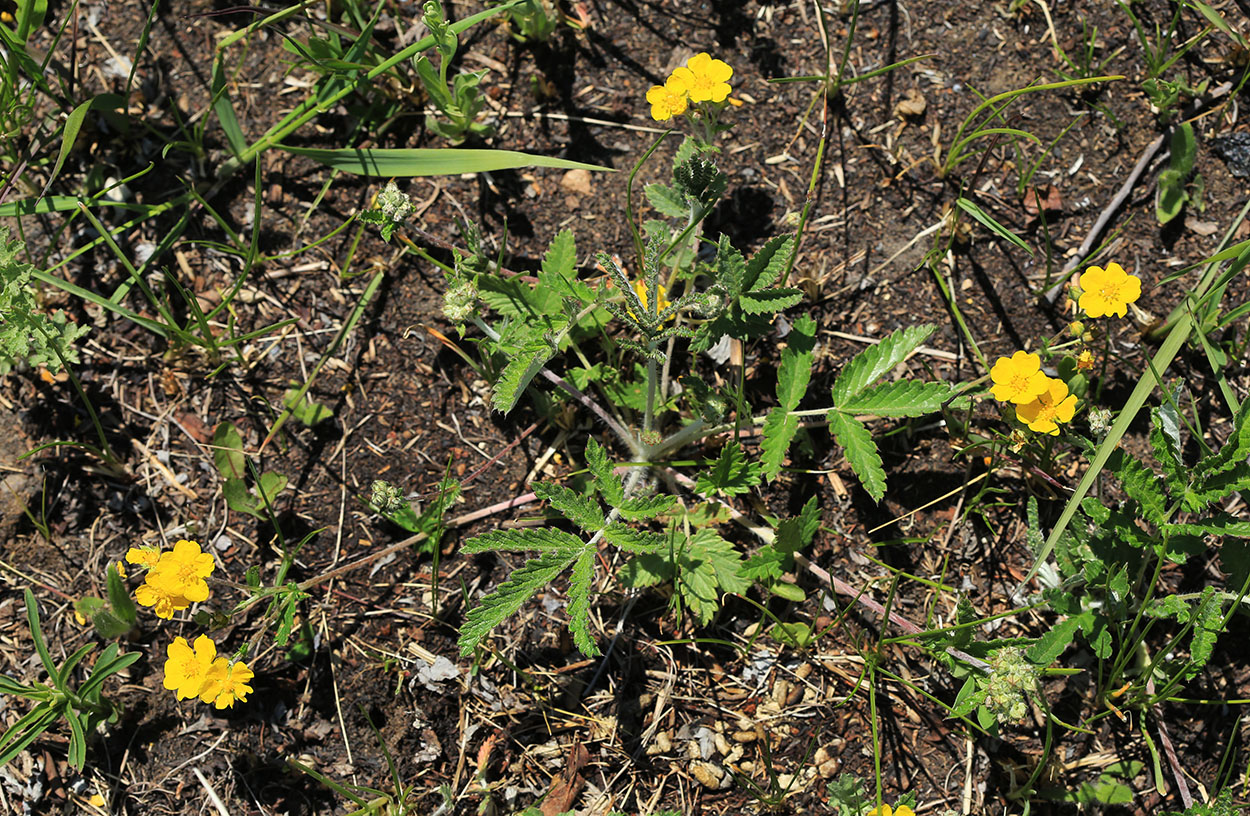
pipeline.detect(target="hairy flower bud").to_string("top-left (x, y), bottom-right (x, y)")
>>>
top-left (1087, 407), bottom-right (1113, 440)
top-left (984, 646), bottom-right (1039, 725)
top-left (376, 181), bottom-right (414, 224)
top-left (370, 480), bottom-right (407, 515)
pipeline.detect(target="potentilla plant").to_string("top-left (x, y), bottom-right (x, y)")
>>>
top-left (359, 55), bottom-right (954, 656)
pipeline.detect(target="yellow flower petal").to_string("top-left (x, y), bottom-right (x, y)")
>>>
top-left (989, 351), bottom-right (1050, 405)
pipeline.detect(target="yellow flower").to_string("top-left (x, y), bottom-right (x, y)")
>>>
top-left (671, 52), bottom-right (733, 103)
top-left (200, 657), bottom-right (255, 709)
top-left (148, 539), bottom-right (215, 603)
top-left (135, 578), bottom-right (191, 619)
top-left (1076, 349), bottom-right (1095, 371)
top-left (1016, 378), bottom-right (1078, 435)
top-left (163, 635), bottom-right (217, 700)
top-left (633, 279), bottom-right (670, 313)
top-left (867, 805), bottom-right (915, 816)
top-left (989, 351), bottom-right (1050, 405)
top-left (125, 546), bottom-right (161, 569)
top-left (1078, 262), bottom-right (1141, 318)
top-left (646, 75), bottom-right (689, 121)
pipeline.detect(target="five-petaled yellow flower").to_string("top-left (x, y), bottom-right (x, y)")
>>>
top-left (646, 75), bottom-right (689, 121)
top-left (163, 635), bottom-right (217, 700)
top-left (133, 539), bottom-right (215, 619)
top-left (200, 657), bottom-right (255, 709)
top-left (989, 351), bottom-right (1050, 405)
top-left (672, 52), bottom-right (733, 103)
top-left (1016, 378), bottom-right (1078, 435)
top-left (867, 805), bottom-right (915, 816)
top-left (1078, 261), bottom-right (1141, 318)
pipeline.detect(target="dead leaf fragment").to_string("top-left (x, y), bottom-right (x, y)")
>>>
top-left (540, 742), bottom-right (589, 816)
top-left (893, 87), bottom-right (927, 118)
top-left (1023, 184), bottom-right (1064, 220)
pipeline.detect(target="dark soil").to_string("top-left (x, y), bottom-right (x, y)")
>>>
top-left (2, 0), bottom-right (1250, 814)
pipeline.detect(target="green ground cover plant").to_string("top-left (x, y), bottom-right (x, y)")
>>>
top-left (2, 0), bottom-right (1250, 813)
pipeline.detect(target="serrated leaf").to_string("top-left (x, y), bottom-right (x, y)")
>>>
top-left (1193, 396), bottom-right (1250, 482)
top-left (458, 550), bottom-right (577, 655)
top-left (620, 552), bottom-right (670, 587)
top-left (644, 182), bottom-right (688, 218)
top-left (1219, 536), bottom-right (1250, 589)
top-left (677, 529), bottom-right (748, 624)
top-left (1188, 586), bottom-right (1222, 676)
top-left (739, 288), bottom-right (805, 315)
top-left (828, 411), bottom-right (886, 501)
top-left (837, 380), bottom-right (952, 417)
top-left (463, 526), bottom-right (586, 554)
top-left (1107, 449), bottom-right (1167, 525)
top-left (760, 315), bottom-right (817, 481)
top-left (1167, 516), bottom-right (1250, 538)
top-left (492, 337), bottom-right (556, 414)
top-left (744, 234), bottom-right (795, 290)
top-left (532, 482), bottom-right (605, 531)
top-left (618, 493), bottom-right (678, 520)
top-left (539, 229), bottom-right (579, 294)
top-left (603, 522), bottom-right (664, 553)
top-left (950, 675), bottom-right (986, 718)
top-left (1150, 405), bottom-right (1186, 492)
top-left (716, 236), bottom-right (746, 297)
top-left (832, 324), bottom-right (936, 405)
top-left (567, 549), bottom-right (599, 656)
top-left (1026, 615), bottom-right (1083, 665)
top-left (212, 422), bottom-right (247, 481)
top-left (584, 437), bottom-right (624, 508)
top-left (695, 441), bottom-right (761, 497)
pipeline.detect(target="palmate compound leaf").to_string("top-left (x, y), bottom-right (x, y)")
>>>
top-left (832, 324), bottom-right (936, 405)
top-left (695, 441), bottom-right (761, 497)
top-left (760, 315), bottom-right (818, 481)
top-left (458, 549), bottom-right (579, 656)
top-left (827, 410), bottom-right (886, 502)
top-left (835, 380), bottom-right (952, 417)
top-left (532, 481), bottom-right (605, 532)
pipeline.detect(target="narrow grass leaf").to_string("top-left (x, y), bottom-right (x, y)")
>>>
top-left (277, 145), bottom-right (611, 176)
top-left (955, 198), bottom-right (1033, 256)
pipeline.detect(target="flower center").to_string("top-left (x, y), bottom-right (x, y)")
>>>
top-left (1099, 282), bottom-right (1123, 301)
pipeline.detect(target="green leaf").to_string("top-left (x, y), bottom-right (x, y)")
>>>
top-left (760, 315), bottom-right (817, 481)
top-left (492, 336), bottom-right (557, 414)
top-left (283, 387), bottom-right (333, 426)
top-left (566, 549), bottom-right (598, 656)
top-left (955, 197), bottom-right (1033, 256)
top-left (1188, 586), bottom-right (1222, 676)
top-left (738, 288), bottom-right (805, 315)
top-left (463, 527), bottom-right (587, 554)
top-left (1219, 536), bottom-right (1250, 589)
top-left (538, 229), bottom-right (588, 301)
top-left (716, 237), bottom-right (746, 297)
top-left (212, 422), bottom-right (247, 481)
top-left (532, 481), bottom-right (605, 532)
top-left (832, 324), bottom-right (936, 405)
top-left (105, 562), bottom-right (136, 629)
top-left (836, 380), bottom-right (952, 417)
top-left (222, 477), bottom-right (260, 517)
top-left (584, 437), bottom-right (624, 507)
top-left (602, 522), bottom-right (664, 553)
top-left (1150, 404), bottom-right (1186, 492)
top-left (620, 553), bottom-right (671, 587)
top-left (1167, 516), bottom-right (1250, 538)
top-left (277, 145), bottom-right (612, 177)
top-left (1107, 449), bottom-right (1167, 525)
top-left (618, 493), bottom-right (677, 520)
top-left (458, 550), bottom-right (577, 655)
top-left (743, 234), bottom-right (795, 290)
top-left (257, 472), bottom-right (287, 506)
top-left (644, 182), bottom-right (688, 218)
top-left (1027, 615), bottom-right (1083, 665)
top-left (827, 411), bottom-right (886, 501)
top-left (676, 529), bottom-right (747, 624)
top-left (211, 58), bottom-right (247, 158)
top-left (695, 441), bottom-right (761, 497)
